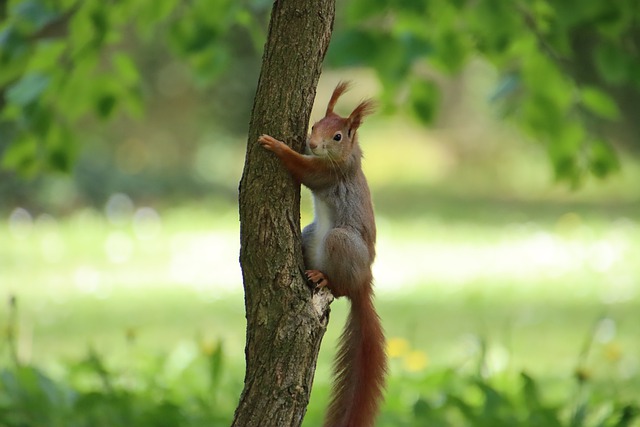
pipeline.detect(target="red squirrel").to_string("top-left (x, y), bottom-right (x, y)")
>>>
top-left (258, 81), bottom-right (387, 427)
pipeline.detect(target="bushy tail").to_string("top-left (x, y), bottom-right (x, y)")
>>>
top-left (323, 286), bottom-right (387, 427)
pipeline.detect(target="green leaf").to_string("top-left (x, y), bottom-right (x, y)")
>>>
top-left (546, 122), bottom-right (586, 185)
top-left (24, 40), bottom-right (66, 72)
top-left (96, 93), bottom-right (118, 119)
top-left (413, 397), bottom-right (431, 418)
top-left (570, 401), bottom-right (589, 427)
top-left (520, 372), bottom-right (563, 426)
top-left (46, 124), bottom-right (76, 173)
top-left (467, 0), bottom-right (520, 59)
top-left (12, 0), bottom-right (60, 31)
top-left (24, 101), bottom-right (53, 137)
top-left (594, 42), bottom-right (628, 85)
top-left (344, 0), bottom-right (389, 23)
top-left (112, 52), bottom-right (140, 86)
top-left (594, 3), bottom-right (630, 40)
top-left (432, 30), bottom-right (468, 73)
top-left (208, 341), bottom-right (224, 390)
top-left (615, 404), bottom-right (638, 427)
top-left (520, 92), bottom-right (565, 138)
top-left (68, 2), bottom-right (110, 59)
top-left (553, 156), bottom-right (581, 187)
top-left (89, 5), bottom-right (109, 47)
top-left (587, 139), bottom-right (619, 178)
top-left (581, 86), bottom-right (620, 120)
top-left (409, 78), bottom-right (440, 124)
top-left (141, 400), bottom-right (185, 427)
top-left (476, 380), bottom-right (511, 415)
top-left (446, 394), bottom-right (477, 422)
top-left (53, 55), bottom-right (99, 120)
top-left (140, 0), bottom-right (177, 24)
top-left (521, 372), bottom-right (541, 407)
top-left (2, 137), bottom-right (39, 175)
top-left (0, 27), bottom-right (31, 85)
top-left (328, 28), bottom-right (430, 81)
top-left (190, 46), bottom-right (230, 85)
top-left (327, 29), bottom-right (382, 68)
top-left (6, 73), bottom-right (50, 106)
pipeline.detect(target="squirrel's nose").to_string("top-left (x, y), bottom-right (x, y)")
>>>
top-left (309, 142), bottom-right (318, 149)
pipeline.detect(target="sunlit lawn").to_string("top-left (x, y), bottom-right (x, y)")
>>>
top-left (2, 192), bottom-right (640, 424)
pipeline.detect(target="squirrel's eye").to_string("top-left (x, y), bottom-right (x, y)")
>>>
top-left (333, 133), bottom-right (342, 141)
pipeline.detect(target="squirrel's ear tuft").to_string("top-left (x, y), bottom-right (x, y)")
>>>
top-left (347, 99), bottom-right (377, 133)
top-left (326, 81), bottom-right (352, 116)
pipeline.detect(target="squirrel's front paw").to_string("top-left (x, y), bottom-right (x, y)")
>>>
top-left (258, 134), bottom-right (283, 152)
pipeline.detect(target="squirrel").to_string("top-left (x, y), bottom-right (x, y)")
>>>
top-left (258, 81), bottom-right (387, 427)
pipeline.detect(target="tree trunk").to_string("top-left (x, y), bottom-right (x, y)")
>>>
top-left (234, 1), bottom-right (336, 426)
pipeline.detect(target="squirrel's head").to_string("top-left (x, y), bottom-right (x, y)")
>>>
top-left (308, 81), bottom-right (376, 160)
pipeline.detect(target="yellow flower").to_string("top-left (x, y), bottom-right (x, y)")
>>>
top-left (403, 350), bottom-right (429, 373)
top-left (200, 338), bottom-right (217, 356)
top-left (604, 342), bottom-right (622, 362)
top-left (387, 337), bottom-right (410, 358)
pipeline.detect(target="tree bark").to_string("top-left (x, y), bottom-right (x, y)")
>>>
top-left (234, 1), bottom-right (336, 426)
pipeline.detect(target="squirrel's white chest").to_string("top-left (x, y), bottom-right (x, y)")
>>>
top-left (310, 196), bottom-right (334, 268)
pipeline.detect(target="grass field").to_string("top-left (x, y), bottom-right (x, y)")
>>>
top-left (2, 191), bottom-right (639, 426)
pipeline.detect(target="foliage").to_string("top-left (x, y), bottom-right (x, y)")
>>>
top-left (1, 295), bottom-right (235, 426)
top-left (0, 0), bottom-right (268, 176)
top-left (0, 352), bottom-right (237, 427)
top-left (330, 0), bottom-right (640, 185)
top-left (1, 0), bottom-right (638, 184)
top-left (1, 322), bottom-right (638, 427)
top-left (381, 370), bottom-right (638, 427)
top-left (2, 361), bottom-right (637, 427)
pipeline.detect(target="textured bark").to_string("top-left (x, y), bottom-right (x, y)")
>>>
top-left (233, 1), bottom-right (336, 426)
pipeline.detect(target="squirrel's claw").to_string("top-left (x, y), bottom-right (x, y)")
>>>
top-left (305, 269), bottom-right (329, 290)
top-left (258, 134), bottom-right (283, 152)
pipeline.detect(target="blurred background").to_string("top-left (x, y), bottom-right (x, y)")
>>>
top-left (1, 0), bottom-right (639, 425)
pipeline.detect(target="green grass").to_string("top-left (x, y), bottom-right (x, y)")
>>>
top-left (1, 196), bottom-right (639, 426)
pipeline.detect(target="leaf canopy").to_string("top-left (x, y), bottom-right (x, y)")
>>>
top-left (1, 0), bottom-right (638, 184)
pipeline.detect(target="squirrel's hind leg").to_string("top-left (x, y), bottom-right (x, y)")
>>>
top-left (322, 228), bottom-right (372, 297)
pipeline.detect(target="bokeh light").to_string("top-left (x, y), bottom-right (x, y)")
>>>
top-left (8, 208), bottom-right (33, 239)
top-left (105, 193), bottom-right (135, 226)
